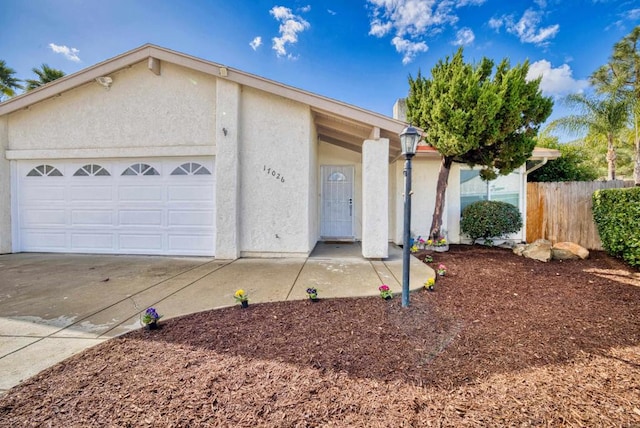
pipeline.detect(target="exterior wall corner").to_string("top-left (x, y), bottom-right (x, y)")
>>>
top-left (0, 116), bottom-right (11, 253)
top-left (362, 138), bottom-right (389, 258)
top-left (214, 79), bottom-right (241, 260)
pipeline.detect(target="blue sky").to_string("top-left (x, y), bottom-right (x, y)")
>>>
top-left (1, 0), bottom-right (639, 133)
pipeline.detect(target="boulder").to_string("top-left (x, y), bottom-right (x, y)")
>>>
top-left (552, 242), bottom-right (589, 260)
top-left (512, 243), bottom-right (527, 256)
top-left (521, 239), bottom-right (552, 262)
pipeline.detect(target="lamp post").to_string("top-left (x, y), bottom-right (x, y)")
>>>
top-left (400, 124), bottom-right (420, 308)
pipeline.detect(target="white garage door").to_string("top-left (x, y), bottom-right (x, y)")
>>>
top-left (16, 158), bottom-right (216, 256)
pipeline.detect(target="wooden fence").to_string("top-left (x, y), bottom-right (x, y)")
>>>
top-left (526, 180), bottom-right (635, 250)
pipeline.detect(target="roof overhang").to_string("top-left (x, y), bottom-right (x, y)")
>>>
top-left (0, 44), bottom-right (409, 159)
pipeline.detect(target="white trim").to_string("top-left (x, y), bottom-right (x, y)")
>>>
top-left (10, 160), bottom-right (19, 252)
top-left (6, 146), bottom-right (216, 160)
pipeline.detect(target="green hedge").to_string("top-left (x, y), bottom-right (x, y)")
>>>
top-left (461, 200), bottom-right (523, 243)
top-left (592, 187), bottom-right (640, 268)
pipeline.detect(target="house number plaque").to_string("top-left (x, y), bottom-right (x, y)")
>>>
top-left (263, 165), bottom-right (285, 183)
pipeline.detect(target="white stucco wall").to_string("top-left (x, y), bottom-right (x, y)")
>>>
top-left (362, 139), bottom-right (389, 258)
top-left (215, 79), bottom-right (241, 259)
top-left (0, 117), bottom-right (10, 253)
top-left (7, 61), bottom-right (217, 153)
top-left (308, 117), bottom-right (319, 251)
top-left (393, 157), bottom-right (448, 244)
top-left (239, 87), bottom-right (313, 256)
top-left (318, 142), bottom-right (363, 240)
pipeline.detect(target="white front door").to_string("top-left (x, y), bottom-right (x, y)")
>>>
top-left (321, 165), bottom-right (354, 239)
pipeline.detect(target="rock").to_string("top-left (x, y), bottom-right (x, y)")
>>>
top-left (552, 242), bottom-right (589, 260)
top-left (512, 243), bottom-right (526, 256)
top-left (521, 239), bottom-right (552, 262)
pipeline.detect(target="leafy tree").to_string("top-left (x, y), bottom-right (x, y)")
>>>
top-left (527, 133), bottom-right (598, 182)
top-left (0, 59), bottom-right (23, 100)
top-left (406, 48), bottom-right (552, 238)
top-left (25, 64), bottom-right (65, 91)
top-left (547, 93), bottom-right (629, 180)
top-left (591, 25), bottom-right (640, 185)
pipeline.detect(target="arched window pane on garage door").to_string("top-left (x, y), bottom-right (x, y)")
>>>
top-left (171, 162), bottom-right (211, 176)
top-left (73, 164), bottom-right (111, 176)
top-left (121, 163), bottom-right (159, 176)
top-left (26, 165), bottom-right (63, 177)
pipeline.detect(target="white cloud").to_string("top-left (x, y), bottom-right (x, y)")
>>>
top-left (300, 5), bottom-right (311, 13)
top-left (526, 59), bottom-right (589, 97)
top-left (494, 9), bottom-right (559, 46)
top-left (328, 9), bottom-right (337, 15)
top-left (250, 36), bottom-right (262, 50)
top-left (366, 0), bottom-right (484, 64)
top-left (270, 5), bottom-right (310, 57)
top-left (393, 36), bottom-right (429, 64)
top-left (488, 16), bottom-right (503, 31)
top-left (48, 43), bottom-right (80, 62)
top-left (453, 27), bottom-right (475, 45)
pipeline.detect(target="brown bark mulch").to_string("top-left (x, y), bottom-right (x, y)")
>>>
top-left (1, 246), bottom-right (639, 427)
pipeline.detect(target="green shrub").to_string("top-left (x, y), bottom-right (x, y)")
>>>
top-left (592, 187), bottom-right (640, 268)
top-left (461, 200), bottom-right (523, 243)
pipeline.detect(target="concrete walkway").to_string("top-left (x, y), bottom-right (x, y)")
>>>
top-left (0, 242), bottom-right (433, 394)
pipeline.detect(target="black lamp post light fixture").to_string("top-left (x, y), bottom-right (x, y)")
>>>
top-left (399, 124), bottom-right (420, 308)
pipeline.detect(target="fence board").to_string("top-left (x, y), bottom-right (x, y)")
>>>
top-left (526, 180), bottom-right (635, 250)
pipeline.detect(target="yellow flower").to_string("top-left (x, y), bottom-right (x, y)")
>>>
top-left (235, 289), bottom-right (245, 298)
top-left (424, 278), bottom-right (435, 288)
top-left (426, 239), bottom-right (433, 246)
top-left (410, 245), bottom-right (418, 253)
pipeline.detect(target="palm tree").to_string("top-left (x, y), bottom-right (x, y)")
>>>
top-left (591, 25), bottom-right (640, 185)
top-left (25, 64), bottom-right (65, 91)
top-left (0, 59), bottom-right (23, 100)
top-left (548, 93), bottom-right (629, 180)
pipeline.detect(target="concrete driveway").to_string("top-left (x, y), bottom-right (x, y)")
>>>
top-left (0, 243), bottom-right (433, 394)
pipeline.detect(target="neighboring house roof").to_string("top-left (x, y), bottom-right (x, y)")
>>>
top-left (0, 44), bottom-right (408, 158)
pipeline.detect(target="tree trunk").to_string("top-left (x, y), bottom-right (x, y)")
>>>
top-left (429, 156), bottom-right (453, 239)
top-left (606, 134), bottom-right (616, 181)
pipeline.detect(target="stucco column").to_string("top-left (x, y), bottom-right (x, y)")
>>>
top-left (214, 79), bottom-right (241, 260)
top-left (0, 117), bottom-right (10, 254)
top-left (362, 138), bottom-right (389, 258)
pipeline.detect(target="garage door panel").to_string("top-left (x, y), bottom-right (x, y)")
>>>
top-left (71, 233), bottom-right (114, 250)
top-left (119, 210), bottom-right (163, 226)
top-left (71, 210), bottom-right (113, 226)
top-left (18, 158), bottom-right (215, 256)
top-left (21, 231), bottom-right (66, 249)
top-left (22, 209), bottom-right (66, 227)
top-left (168, 210), bottom-right (214, 227)
top-left (168, 185), bottom-right (214, 202)
top-left (22, 186), bottom-right (66, 202)
top-left (168, 234), bottom-right (215, 252)
top-left (119, 234), bottom-right (164, 251)
top-left (70, 186), bottom-right (113, 202)
top-left (119, 186), bottom-right (163, 202)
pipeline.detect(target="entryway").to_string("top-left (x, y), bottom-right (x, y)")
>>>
top-left (320, 165), bottom-right (354, 239)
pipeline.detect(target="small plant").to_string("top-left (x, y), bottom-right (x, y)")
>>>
top-left (379, 284), bottom-right (393, 300)
top-left (306, 287), bottom-right (318, 300)
top-left (424, 277), bottom-right (435, 291)
top-left (423, 255), bottom-right (433, 263)
top-left (437, 264), bottom-right (447, 276)
top-left (141, 307), bottom-right (162, 327)
top-left (234, 289), bottom-right (248, 307)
